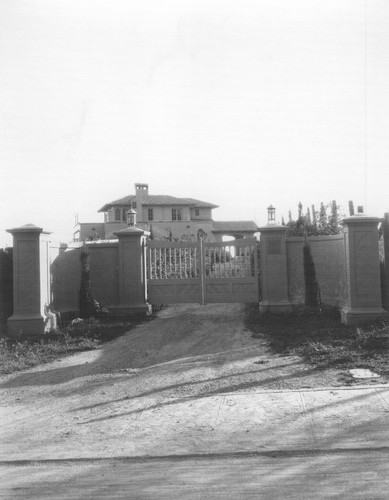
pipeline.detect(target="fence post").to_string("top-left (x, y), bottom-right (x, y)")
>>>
top-left (383, 213), bottom-right (389, 311)
top-left (341, 215), bottom-right (388, 325)
top-left (258, 223), bottom-right (292, 313)
top-left (6, 224), bottom-right (52, 338)
top-left (113, 226), bottom-right (149, 316)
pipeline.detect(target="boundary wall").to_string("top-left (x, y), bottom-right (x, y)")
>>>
top-left (2, 213), bottom-right (389, 337)
top-left (5, 224), bottom-right (148, 338)
top-left (259, 215), bottom-right (389, 325)
top-left (287, 234), bottom-right (346, 306)
top-left (50, 241), bottom-right (120, 313)
top-left (0, 248), bottom-right (13, 336)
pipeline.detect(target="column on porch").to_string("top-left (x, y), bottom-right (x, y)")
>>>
top-left (112, 226), bottom-right (149, 316)
top-left (258, 222), bottom-right (292, 313)
top-left (341, 215), bottom-right (388, 325)
top-left (6, 224), bottom-right (52, 337)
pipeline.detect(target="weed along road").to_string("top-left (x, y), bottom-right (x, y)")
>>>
top-left (1, 304), bottom-right (389, 498)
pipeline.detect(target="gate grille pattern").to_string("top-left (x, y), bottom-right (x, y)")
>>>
top-left (147, 238), bottom-right (258, 304)
top-left (148, 244), bottom-right (200, 279)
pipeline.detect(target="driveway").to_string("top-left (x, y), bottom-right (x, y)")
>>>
top-left (1, 304), bottom-right (389, 498)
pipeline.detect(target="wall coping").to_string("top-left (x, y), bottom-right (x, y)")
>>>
top-left (286, 234), bottom-right (344, 243)
top-left (85, 240), bottom-right (119, 247)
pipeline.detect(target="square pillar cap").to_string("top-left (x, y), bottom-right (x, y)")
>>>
top-left (258, 223), bottom-right (288, 232)
top-left (342, 215), bottom-right (383, 225)
top-left (114, 226), bottom-right (145, 237)
top-left (6, 223), bottom-right (51, 235)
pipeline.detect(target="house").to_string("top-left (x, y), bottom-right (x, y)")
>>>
top-left (73, 183), bottom-right (258, 242)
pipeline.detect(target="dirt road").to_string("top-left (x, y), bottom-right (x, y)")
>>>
top-left (1, 304), bottom-right (389, 498)
top-left (1, 304), bottom-right (310, 460)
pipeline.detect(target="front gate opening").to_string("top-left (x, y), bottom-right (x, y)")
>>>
top-left (147, 238), bottom-right (259, 305)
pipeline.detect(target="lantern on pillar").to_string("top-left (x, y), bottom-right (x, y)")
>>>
top-left (127, 208), bottom-right (137, 227)
top-left (267, 205), bottom-right (276, 224)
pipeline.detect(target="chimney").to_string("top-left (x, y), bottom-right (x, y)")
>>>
top-left (135, 183), bottom-right (149, 197)
top-left (134, 184), bottom-right (149, 223)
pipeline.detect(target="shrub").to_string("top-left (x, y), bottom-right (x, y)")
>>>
top-left (0, 317), bottom-right (138, 374)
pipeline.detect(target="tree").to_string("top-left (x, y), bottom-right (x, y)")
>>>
top-left (298, 202), bottom-right (303, 219)
top-left (329, 200), bottom-right (341, 233)
top-left (318, 202), bottom-right (327, 233)
top-left (311, 204), bottom-right (317, 230)
top-left (306, 207), bottom-right (311, 224)
top-left (285, 201), bottom-right (342, 237)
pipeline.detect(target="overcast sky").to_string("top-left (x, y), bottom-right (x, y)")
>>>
top-left (1, 0), bottom-right (389, 246)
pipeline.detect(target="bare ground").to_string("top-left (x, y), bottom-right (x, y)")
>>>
top-left (2, 304), bottom-right (389, 499)
top-left (0, 303), bottom-right (384, 461)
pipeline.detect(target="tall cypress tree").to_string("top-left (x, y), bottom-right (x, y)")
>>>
top-left (329, 200), bottom-right (340, 234)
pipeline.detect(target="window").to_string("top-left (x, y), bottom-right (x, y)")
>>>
top-left (195, 209), bottom-right (200, 217)
top-left (122, 209), bottom-right (127, 222)
top-left (114, 208), bottom-right (121, 221)
top-left (148, 208), bottom-right (153, 221)
top-left (172, 208), bottom-right (182, 221)
top-left (131, 201), bottom-right (137, 209)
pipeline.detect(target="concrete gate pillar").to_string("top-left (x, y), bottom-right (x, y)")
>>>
top-left (341, 215), bottom-right (388, 325)
top-left (258, 223), bottom-right (292, 313)
top-left (113, 226), bottom-right (149, 316)
top-left (6, 224), bottom-right (52, 338)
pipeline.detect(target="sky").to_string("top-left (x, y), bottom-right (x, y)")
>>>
top-left (1, 0), bottom-right (389, 247)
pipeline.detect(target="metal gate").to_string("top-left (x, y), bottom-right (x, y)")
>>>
top-left (147, 238), bottom-right (259, 304)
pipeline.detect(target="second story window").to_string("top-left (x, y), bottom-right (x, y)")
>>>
top-left (148, 208), bottom-right (154, 221)
top-left (122, 209), bottom-right (127, 222)
top-left (115, 208), bottom-right (121, 221)
top-left (172, 208), bottom-right (182, 221)
top-left (131, 201), bottom-right (137, 209)
top-left (195, 209), bottom-right (200, 216)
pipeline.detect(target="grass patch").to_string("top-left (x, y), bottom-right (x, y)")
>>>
top-left (0, 316), bottom-right (144, 375)
top-left (245, 304), bottom-right (389, 375)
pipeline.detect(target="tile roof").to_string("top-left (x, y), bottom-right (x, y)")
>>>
top-left (98, 194), bottom-right (218, 212)
top-left (212, 221), bottom-right (259, 232)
